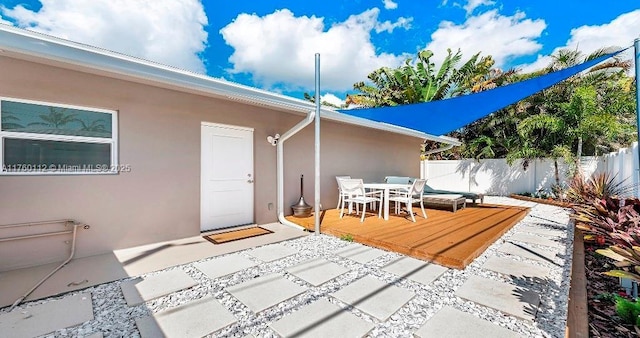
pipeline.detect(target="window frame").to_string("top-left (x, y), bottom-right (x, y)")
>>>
top-left (0, 97), bottom-right (119, 175)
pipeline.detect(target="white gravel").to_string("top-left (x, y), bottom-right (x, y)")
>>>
top-left (3, 197), bottom-right (573, 338)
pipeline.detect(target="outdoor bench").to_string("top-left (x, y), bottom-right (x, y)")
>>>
top-left (422, 194), bottom-right (467, 212)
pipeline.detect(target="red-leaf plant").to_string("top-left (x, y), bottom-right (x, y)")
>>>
top-left (573, 197), bottom-right (640, 281)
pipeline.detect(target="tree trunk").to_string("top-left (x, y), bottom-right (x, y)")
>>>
top-left (576, 136), bottom-right (583, 159)
top-left (575, 136), bottom-right (583, 178)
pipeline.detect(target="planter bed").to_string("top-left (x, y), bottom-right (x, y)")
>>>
top-left (509, 193), bottom-right (572, 208)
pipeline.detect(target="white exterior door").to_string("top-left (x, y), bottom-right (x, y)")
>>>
top-left (201, 122), bottom-right (254, 231)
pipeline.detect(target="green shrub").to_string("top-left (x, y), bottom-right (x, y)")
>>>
top-left (594, 292), bottom-right (616, 302)
top-left (340, 234), bottom-right (354, 242)
top-left (567, 171), bottom-right (632, 203)
top-left (615, 296), bottom-right (640, 325)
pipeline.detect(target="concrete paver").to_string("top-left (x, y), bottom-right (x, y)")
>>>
top-left (519, 225), bottom-right (565, 238)
top-left (414, 306), bottom-right (520, 338)
top-left (509, 233), bottom-right (564, 249)
top-left (0, 223), bottom-right (306, 310)
top-left (456, 275), bottom-right (540, 321)
top-left (0, 293), bottom-right (93, 337)
top-left (135, 296), bottom-right (236, 338)
top-left (381, 256), bottom-right (448, 286)
top-left (269, 298), bottom-right (374, 337)
top-left (334, 244), bottom-right (387, 264)
top-left (483, 256), bottom-right (551, 281)
top-left (226, 273), bottom-right (307, 313)
top-left (6, 198), bottom-right (571, 337)
top-left (247, 243), bottom-right (298, 262)
top-left (194, 254), bottom-right (258, 280)
top-left (286, 258), bottom-right (350, 286)
top-left (120, 269), bottom-right (197, 306)
top-left (331, 275), bottom-right (415, 321)
top-left (498, 242), bottom-right (562, 265)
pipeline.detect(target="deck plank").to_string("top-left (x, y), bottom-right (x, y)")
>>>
top-left (287, 204), bottom-right (529, 269)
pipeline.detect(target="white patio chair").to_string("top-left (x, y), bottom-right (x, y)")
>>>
top-left (335, 175), bottom-right (351, 209)
top-left (388, 179), bottom-right (427, 222)
top-left (339, 178), bottom-right (382, 222)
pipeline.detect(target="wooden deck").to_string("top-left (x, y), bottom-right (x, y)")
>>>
top-left (286, 204), bottom-right (529, 269)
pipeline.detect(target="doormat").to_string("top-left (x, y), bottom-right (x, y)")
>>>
top-left (203, 227), bottom-right (273, 244)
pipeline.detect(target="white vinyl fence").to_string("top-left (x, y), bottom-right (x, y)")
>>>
top-left (421, 142), bottom-right (639, 197)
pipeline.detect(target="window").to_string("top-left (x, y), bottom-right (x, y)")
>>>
top-left (0, 97), bottom-right (118, 175)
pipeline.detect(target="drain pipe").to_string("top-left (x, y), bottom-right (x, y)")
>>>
top-left (277, 110), bottom-right (316, 230)
top-left (9, 221), bottom-right (89, 311)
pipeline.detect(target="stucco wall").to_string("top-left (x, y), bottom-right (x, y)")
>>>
top-left (0, 56), bottom-right (421, 270)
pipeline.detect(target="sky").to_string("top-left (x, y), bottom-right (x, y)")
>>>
top-left (0, 0), bottom-right (638, 106)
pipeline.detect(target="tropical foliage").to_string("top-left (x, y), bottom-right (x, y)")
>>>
top-left (570, 172), bottom-right (640, 282)
top-left (322, 47), bottom-right (634, 176)
top-left (439, 48), bottom-right (634, 188)
top-left (0, 111), bottom-right (24, 129)
top-left (27, 107), bottom-right (78, 129)
top-left (566, 172), bottom-right (633, 204)
top-left (345, 48), bottom-right (508, 108)
top-left (569, 172), bottom-right (640, 334)
top-left (614, 296), bottom-right (640, 326)
top-left (306, 46), bottom-right (635, 181)
top-left (456, 48), bottom-right (635, 165)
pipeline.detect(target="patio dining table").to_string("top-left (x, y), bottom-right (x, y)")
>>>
top-left (363, 183), bottom-right (411, 220)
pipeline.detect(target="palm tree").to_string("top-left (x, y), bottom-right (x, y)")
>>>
top-left (0, 111), bottom-right (24, 130)
top-left (27, 107), bottom-right (78, 129)
top-left (78, 119), bottom-right (107, 132)
top-left (455, 46), bottom-right (634, 187)
top-left (509, 48), bottom-right (631, 184)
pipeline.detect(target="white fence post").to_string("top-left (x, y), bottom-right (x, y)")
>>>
top-left (531, 160), bottom-right (537, 193)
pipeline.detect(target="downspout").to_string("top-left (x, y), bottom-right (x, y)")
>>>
top-left (277, 110), bottom-right (316, 230)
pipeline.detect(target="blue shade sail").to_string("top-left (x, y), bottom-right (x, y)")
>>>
top-left (338, 50), bottom-right (625, 136)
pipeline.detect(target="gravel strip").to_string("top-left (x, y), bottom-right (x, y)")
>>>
top-left (2, 197), bottom-right (573, 338)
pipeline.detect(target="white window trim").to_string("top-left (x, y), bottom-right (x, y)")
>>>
top-left (0, 97), bottom-right (118, 175)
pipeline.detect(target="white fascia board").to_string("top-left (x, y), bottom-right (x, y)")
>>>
top-left (320, 109), bottom-right (461, 145)
top-left (0, 25), bottom-right (460, 146)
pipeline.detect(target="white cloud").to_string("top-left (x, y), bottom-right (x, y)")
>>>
top-left (220, 8), bottom-right (408, 92)
top-left (518, 55), bottom-right (552, 73)
top-left (321, 93), bottom-right (345, 106)
top-left (0, 0), bottom-right (208, 73)
top-left (375, 17), bottom-right (413, 33)
top-left (463, 0), bottom-right (495, 16)
top-left (425, 10), bottom-right (546, 68)
top-left (383, 0), bottom-right (398, 10)
top-left (518, 9), bottom-right (640, 73)
top-left (565, 10), bottom-right (639, 55)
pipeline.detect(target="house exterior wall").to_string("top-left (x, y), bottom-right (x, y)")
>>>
top-left (0, 56), bottom-right (420, 271)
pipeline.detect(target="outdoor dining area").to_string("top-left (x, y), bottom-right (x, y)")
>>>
top-left (286, 176), bottom-right (525, 270)
top-left (336, 176), bottom-right (481, 222)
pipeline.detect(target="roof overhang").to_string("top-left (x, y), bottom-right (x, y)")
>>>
top-left (0, 24), bottom-right (460, 146)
